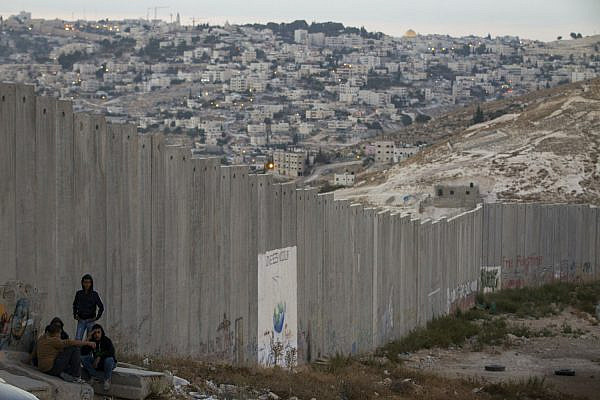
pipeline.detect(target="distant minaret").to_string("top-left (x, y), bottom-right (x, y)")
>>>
top-left (176, 12), bottom-right (181, 26)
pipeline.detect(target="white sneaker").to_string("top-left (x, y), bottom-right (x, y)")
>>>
top-left (103, 380), bottom-right (111, 391)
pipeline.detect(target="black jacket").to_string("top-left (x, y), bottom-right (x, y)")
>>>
top-left (82, 324), bottom-right (117, 368)
top-left (73, 274), bottom-right (104, 320)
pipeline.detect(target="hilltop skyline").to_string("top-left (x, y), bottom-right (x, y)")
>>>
top-left (1, 0), bottom-right (599, 41)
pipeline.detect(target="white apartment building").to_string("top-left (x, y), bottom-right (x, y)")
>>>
top-left (306, 109), bottom-right (335, 120)
top-left (247, 123), bottom-right (267, 134)
top-left (230, 76), bottom-right (248, 92)
top-left (308, 32), bottom-right (325, 47)
top-left (334, 173), bottom-right (355, 187)
top-left (272, 150), bottom-right (307, 177)
top-left (571, 70), bottom-right (597, 82)
top-left (80, 80), bottom-right (100, 92)
top-left (327, 120), bottom-right (353, 131)
top-left (358, 90), bottom-right (391, 106)
top-left (241, 50), bottom-right (257, 64)
top-left (294, 29), bottom-right (308, 45)
top-left (271, 122), bottom-right (290, 134)
top-left (339, 83), bottom-right (359, 103)
top-left (298, 123), bottom-right (315, 135)
top-left (424, 88), bottom-right (433, 101)
top-left (250, 135), bottom-right (267, 146)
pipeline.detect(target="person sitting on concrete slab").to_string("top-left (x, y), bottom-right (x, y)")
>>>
top-left (35, 322), bottom-right (96, 383)
top-left (73, 274), bottom-right (105, 340)
top-left (81, 323), bottom-right (116, 391)
top-left (30, 317), bottom-right (70, 367)
top-left (49, 317), bottom-right (70, 340)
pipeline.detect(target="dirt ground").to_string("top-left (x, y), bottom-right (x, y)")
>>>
top-left (138, 310), bottom-right (600, 400)
top-left (402, 308), bottom-right (600, 399)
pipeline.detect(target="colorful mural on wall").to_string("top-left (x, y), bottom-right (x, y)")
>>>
top-left (0, 281), bottom-right (43, 352)
top-left (257, 246), bottom-right (298, 367)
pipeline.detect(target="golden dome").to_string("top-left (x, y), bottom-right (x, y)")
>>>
top-left (404, 29), bottom-right (417, 38)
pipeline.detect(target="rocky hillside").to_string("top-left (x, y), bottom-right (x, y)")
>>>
top-left (337, 79), bottom-right (600, 215)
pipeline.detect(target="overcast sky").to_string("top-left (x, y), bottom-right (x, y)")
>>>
top-left (2, 0), bottom-right (599, 41)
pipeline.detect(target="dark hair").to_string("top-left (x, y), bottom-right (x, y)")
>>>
top-left (50, 317), bottom-right (64, 329)
top-left (91, 324), bottom-right (104, 335)
top-left (48, 323), bottom-right (62, 335)
top-left (44, 324), bottom-right (52, 333)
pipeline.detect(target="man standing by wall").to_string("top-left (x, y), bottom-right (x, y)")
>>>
top-left (73, 274), bottom-right (104, 340)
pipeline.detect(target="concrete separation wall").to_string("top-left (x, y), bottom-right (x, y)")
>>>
top-left (1, 83), bottom-right (599, 364)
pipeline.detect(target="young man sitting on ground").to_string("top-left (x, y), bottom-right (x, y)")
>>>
top-left (81, 324), bottom-right (117, 391)
top-left (35, 322), bottom-right (96, 383)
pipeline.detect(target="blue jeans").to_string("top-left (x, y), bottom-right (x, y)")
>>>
top-left (75, 319), bottom-right (96, 340)
top-left (82, 354), bottom-right (116, 382)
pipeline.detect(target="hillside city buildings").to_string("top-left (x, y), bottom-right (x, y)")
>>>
top-left (1, 11), bottom-right (598, 179)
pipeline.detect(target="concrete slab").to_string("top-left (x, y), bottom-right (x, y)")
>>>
top-left (0, 369), bottom-right (50, 397)
top-left (0, 352), bottom-right (93, 400)
top-left (90, 367), bottom-right (169, 400)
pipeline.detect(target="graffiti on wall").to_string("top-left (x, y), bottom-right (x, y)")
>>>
top-left (380, 285), bottom-right (394, 342)
top-left (258, 246), bottom-right (298, 367)
top-left (0, 281), bottom-right (43, 352)
top-left (498, 255), bottom-right (597, 288)
top-left (216, 313), bottom-right (233, 357)
top-left (447, 280), bottom-right (478, 313)
top-left (501, 255), bottom-right (543, 289)
top-left (480, 266), bottom-right (501, 293)
top-left (557, 260), bottom-right (596, 282)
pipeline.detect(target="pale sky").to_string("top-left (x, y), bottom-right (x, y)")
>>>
top-left (2, 0), bottom-right (599, 41)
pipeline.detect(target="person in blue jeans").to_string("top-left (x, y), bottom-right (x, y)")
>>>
top-left (73, 274), bottom-right (104, 340)
top-left (81, 324), bottom-right (116, 391)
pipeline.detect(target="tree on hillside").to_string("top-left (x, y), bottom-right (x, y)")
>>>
top-left (415, 114), bottom-right (431, 124)
top-left (315, 148), bottom-right (331, 164)
top-left (556, 36), bottom-right (562, 40)
top-left (472, 105), bottom-right (484, 124)
top-left (400, 114), bottom-right (412, 126)
top-left (58, 51), bottom-right (87, 70)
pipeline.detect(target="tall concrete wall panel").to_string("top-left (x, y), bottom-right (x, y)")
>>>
top-left (150, 134), bottom-right (166, 353)
top-left (137, 134), bottom-right (153, 352)
top-left (34, 96), bottom-right (56, 322)
top-left (91, 115), bottom-right (108, 320)
top-left (2, 85), bottom-right (599, 364)
top-left (15, 84), bottom-right (36, 282)
top-left (54, 99), bottom-right (75, 323)
top-left (0, 83), bottom-right (17, 283)
top-left (105, 124), bottom-right (124, 340)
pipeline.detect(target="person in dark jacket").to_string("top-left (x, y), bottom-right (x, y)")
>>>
top-left (73, 274), bottom-right (104, 340)
top-left (81, 324), bottom-right (116, 391)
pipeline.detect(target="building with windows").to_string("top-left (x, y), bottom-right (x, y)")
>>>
top-left (432, 183), bottom-right (481, 208)
top-left (272, 150), bottom-right (307, 177)
top-left (374, 141), bottom-right (395, 163)
top-left (334, 172), bottom-right (355, 187)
